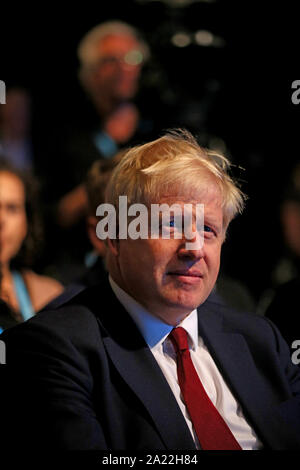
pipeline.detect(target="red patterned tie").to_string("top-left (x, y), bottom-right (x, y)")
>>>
top-left (169, 327), bottom-right (242, 450)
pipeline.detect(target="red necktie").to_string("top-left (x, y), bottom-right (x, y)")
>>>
top-left (169, 327), bottom-right (242, 450)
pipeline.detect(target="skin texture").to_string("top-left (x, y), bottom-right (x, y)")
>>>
top-left (108, 187), bottom-right (224, 326)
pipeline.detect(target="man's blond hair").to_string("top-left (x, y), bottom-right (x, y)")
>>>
top-left (105, 129), bottom-right (245, 232)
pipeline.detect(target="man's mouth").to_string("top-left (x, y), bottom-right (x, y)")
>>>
top-left (168, 270), bottom-right (203, 277)
top-left (167, 270), bottom-right (203, 283)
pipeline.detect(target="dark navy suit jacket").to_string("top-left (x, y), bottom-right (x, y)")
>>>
top-left (1, 279), bottom-right (300, 450)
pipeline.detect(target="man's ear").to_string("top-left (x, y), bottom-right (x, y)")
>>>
top-left (87, 216), bottom-right (108, 258)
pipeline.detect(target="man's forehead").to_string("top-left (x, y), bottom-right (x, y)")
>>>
top-left (157, 195), bottom-right (205, 204)
top-left (146, 191), bottom-right (224, 227)
top-left (152, 186), bottom-right (223, 206)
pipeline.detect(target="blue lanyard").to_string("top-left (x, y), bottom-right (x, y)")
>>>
top-left (11, 271), bottom-right (35, 321)
top-left (93, 131), bottom-right (118, 158)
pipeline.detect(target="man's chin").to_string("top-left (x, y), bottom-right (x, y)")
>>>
top-left (160, 294), bottom-right (201, 316)
top-left (174, 290), bottom-right (211, 310)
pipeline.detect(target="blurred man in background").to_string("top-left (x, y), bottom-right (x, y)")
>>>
top-left (57, 21), bottom-right (150, 225)
top-left (44, 21), bottom-right (152, 282)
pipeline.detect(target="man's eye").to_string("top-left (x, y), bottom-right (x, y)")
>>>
top-left (160, 218), bottom-right (175, 228)
top-left (204, 225), bottom-right (215, 235)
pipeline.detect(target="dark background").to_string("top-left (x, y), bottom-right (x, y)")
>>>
top-left (1, 0), bottom-right (299, 302)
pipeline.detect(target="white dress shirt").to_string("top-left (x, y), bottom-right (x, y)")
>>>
top-left (109, 276), bottom-right (262, 450)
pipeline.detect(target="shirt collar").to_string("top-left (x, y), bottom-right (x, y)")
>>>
top-left (109, 275), bottom-right (198, 350)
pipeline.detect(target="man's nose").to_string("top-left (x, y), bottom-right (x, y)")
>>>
top-left (177, 231), bottom-right (205, 261)
top-left (118, 62), bottom-right (141, 79)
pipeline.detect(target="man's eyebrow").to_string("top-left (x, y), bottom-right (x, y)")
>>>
top-left (203, 216), bottom-right (223, 234)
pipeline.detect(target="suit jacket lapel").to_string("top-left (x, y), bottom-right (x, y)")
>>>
top-left (197, 301), bottom-right (300, 449)
top-left (88, 281), bottom-right (195, 450)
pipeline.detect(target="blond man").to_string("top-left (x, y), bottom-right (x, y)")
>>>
top-left (2, 130), bottom-right (300, 452)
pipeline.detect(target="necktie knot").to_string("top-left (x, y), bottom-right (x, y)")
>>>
top-left (169, 327), bottom-right (189, 352)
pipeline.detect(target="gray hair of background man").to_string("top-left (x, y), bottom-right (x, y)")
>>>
top-left (77, 20), bottom-right (150, 76)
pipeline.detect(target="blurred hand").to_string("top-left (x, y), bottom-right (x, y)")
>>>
top-left (104, 103), bottom-right (139, 144)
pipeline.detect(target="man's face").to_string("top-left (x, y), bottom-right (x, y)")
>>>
top-left (89, 33), bottom-right (143, 102)
top-left (110, 188), bottom-right (224, 325)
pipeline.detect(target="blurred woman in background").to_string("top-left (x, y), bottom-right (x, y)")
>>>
top-left (0, 160), bottom-right (63, 330)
